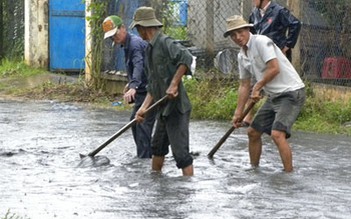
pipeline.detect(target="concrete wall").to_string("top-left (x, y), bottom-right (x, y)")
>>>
top-left (312, 83), bottom-right (351, 103)
top-left (24, 0), bottom-right (49, 68)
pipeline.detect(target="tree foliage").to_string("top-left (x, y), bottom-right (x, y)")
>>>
top-left (85, 0), bottom-right (109, 91)
top-left (309, 0), bottom-right (348, 27)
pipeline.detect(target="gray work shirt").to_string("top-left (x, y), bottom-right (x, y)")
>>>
top-left (145, 31), bottom-right (193, 116)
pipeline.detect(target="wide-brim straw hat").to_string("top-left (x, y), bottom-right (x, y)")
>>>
top-left (223, 15), bottom-right (253, 38)
top-left (129, 6), bottom-right (163, 29)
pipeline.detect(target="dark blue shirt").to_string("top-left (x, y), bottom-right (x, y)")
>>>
top-left (249, 2), bottom-right (301, 50)
top-left (124, 33), bottom-right (148, 93)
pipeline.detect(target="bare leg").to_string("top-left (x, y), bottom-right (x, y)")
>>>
top-left (271, 130), bottom-right (293, 172)
top-left (152, 155), bottom-right (165, 172)
top-left (182, 164), bottom-right (194, 176)
top-left (247, 127), bottom-right (262, 167)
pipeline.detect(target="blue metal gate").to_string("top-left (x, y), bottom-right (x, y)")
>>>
top-left (49, 0), bottom-right (85, 72)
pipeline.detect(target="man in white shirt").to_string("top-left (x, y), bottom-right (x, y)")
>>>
top-left (224, 15), bottom-right (305, 172)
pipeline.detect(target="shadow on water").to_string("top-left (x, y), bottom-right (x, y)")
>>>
top-left (0, 99), bottom-right (350, 219)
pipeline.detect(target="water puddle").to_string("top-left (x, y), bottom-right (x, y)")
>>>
top-left (0, 99), bottom-right (350, 218)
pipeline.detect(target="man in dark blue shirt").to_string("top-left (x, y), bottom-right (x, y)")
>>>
top-left (102, 15), bottom-right (156, 158)
top-left (249, 0), bottom-right (301, 62)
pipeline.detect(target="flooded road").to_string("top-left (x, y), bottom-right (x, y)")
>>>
top-left (0, 99), bottom-right (350, 219)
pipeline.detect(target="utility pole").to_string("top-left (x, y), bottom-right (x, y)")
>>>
top-left (85, 0), bottom-right (92, 82)
top-left (287, 0), bottom-right (301, 72)
top-left (0, 0), bottom-right (3, 59)
top-left (205, 0), bottom-right (214, 69)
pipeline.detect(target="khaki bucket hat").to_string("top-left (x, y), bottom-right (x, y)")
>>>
top-left (223, 15), bottom-right (253, 38)
top-left (129, 6), bottom-right (163, 29)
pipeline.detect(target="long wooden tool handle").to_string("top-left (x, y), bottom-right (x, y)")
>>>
top-left (207, 101), bottom-right (256, 159)
top-left (86, 95), bottom-right (168, 157)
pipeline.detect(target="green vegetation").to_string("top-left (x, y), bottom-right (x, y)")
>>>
top-left (184, 75), bottom-right (351, 136)
top-left (0, 59), bottom-right (44, 78)
top-left (0, 61), bottom-right (350, 136)
top-left (165, 26), bottom-right (188, 40)
top-left (0, 60), bottom-right (130, 111)
top-left (311, 0), bottom-right (349, 26)
top-left (0, 1), bottom-right (24, 60)
top-left (0, 59), bottom-right (49, 95)
top-left (184, 77), bottom-right (239, 120)
top-left (85, 1), bottom-right (109, 91)
top-left (295, 95), bottom-right (351, 135)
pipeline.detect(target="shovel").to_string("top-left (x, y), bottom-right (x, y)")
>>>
top-left (207, 100), bottom-right (256, 159)
top-left (80, 95), bottom-right (168, 158)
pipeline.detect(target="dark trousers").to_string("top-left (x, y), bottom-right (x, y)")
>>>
top-left (151, 109), bottom-right (193, 169)
top-left (130, 92), bottom-right (156, 158)
top-left (286, 49), bottom-right (292, 62)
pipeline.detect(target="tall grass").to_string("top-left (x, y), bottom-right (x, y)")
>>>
top-left (184, 77), bottom-right (239, 120)
top-left (0, 59), bottom-right (46, 78)
top-left (184, 76), bottom-right (351, 136)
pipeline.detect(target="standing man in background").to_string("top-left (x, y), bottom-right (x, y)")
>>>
top-left (130, 6), bottom-right (194, 176)
top-left (249, 0), bottom-right (301, 62)
top-left (102, 15), bottom-right (156, 158)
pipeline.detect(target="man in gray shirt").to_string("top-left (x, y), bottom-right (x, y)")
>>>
top-left (130, 6), bottom-right (194, 176)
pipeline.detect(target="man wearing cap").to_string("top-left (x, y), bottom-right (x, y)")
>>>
top-left (102, 15), bottom-right (156, 158)
top-left (130, 6), bottom-right (194, 176)
top-left (224, 15), bottom-right (305, 172)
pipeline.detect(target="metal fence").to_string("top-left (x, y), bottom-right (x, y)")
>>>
top-left (103, 0), bottom-right (351, 87)
top-left (1, 0), bottom-right (351, 87)
top-left (0, 0), bottom-right (24, 60)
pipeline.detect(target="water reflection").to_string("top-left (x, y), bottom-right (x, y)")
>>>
top-left (0, 99), bottom-right (350, 219)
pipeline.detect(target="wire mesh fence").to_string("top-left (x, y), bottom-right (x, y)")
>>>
top-left (101, 0), bottom-right (351, 87)
top-left (1, 0), bottom-right (351, 88)
top-left (0, 0), bottom-right (24, 60)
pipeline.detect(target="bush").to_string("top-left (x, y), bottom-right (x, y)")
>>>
top-left (184, 77), bottom-right (239, 120)
top-left (184, 76), bottom-right (351, 136)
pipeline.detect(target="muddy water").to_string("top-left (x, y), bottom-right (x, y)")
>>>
top-left (0, 99), bottom-right (350, 219)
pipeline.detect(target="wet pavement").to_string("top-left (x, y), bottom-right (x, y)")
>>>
top-left (0, 99), bottom-right (350, 219)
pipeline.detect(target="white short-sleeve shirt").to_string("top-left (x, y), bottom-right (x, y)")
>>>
top-left (238, 33), bottom-right (305, 95)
